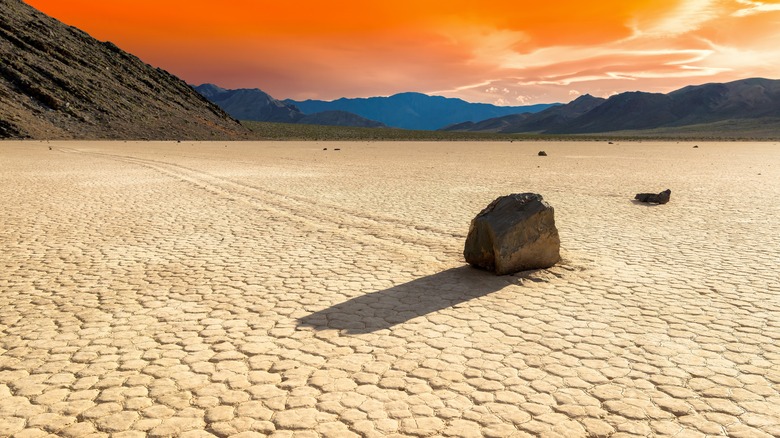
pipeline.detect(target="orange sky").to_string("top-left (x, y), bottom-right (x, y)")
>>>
top-left (25, 0), bottom-right (780, 104)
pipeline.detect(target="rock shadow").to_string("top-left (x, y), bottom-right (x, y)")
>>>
top-left (630, 200), bottom-right (664, 207)
top-left (297, 265), bottom-right (514, 334)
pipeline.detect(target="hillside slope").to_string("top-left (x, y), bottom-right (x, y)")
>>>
top-left (0, 0), bottom-right (246, 139)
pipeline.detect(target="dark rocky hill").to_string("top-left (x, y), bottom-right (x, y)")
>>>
top-left (508, 94), bottom-right (607, 133)
top-left (442, 94), bottom-right (605, 133)
top-left (668, 78), bottom-right (780, 124)
top-left (441, 114), bottom-right (532, 133)
top-left (0, 0), bottom-right (246, 139)
top-left (554, 92), bottom-right (673, 133)
top-left (193, 85), bottom-right (303, 123)
top-left (287, 92), bottom-right (557, 130)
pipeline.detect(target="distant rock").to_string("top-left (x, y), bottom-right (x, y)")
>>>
top-left (0, 0), bottom-right (246, 140)
top-left (634, 189), bottom-right (671, 204)
top-left (538, 151), bottom-right (547, 156)
top-left (464, 193), bottom-right (561, 275)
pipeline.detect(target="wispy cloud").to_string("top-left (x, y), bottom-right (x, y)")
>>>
top-left (432, 0), bottom-right (780, 104)
top-left (634, 0), bottom-right (721, 37)
top-left (733, 0), bottom-right (780, 16)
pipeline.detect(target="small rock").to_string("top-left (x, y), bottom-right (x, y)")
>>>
top-left (608, 141), bottom-right (614, 144)
top-left (634, 189), bottom-right (671, 204)
top-left (335, 148), bottom-right (341, 151)
top-left (464, 193), bottom-right (561, 275)
top-left (538, 151), bottom-right (547, 156)
top-left (693, 145), bottom-right (699, 148)
top-left (323, 148), bottom-right (327, 150)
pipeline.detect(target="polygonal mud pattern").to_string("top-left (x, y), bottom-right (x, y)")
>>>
top-left (1, 141), bottom-right (778, 437)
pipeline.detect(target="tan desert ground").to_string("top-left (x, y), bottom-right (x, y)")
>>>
top-left (1, 140), bottom-right (779, 437)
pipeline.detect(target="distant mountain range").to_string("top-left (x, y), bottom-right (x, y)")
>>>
top-left (0, 0), bottom-right (245, 140)
top-left (194, 84), bottom-right (385, 128)
top-left (442, 78), bottom-right (780, 136)
top-left (286, 93), bottom-right (557, 130)
top-left (196, 85), bottom-right (555, 131)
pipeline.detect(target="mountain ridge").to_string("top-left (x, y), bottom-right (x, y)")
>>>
top-left (443, 78), bottom-right (780, 136)
top-left (286, 93), bottom-right (558, 130)
top-left (194, 85), bottom-right (386, 128)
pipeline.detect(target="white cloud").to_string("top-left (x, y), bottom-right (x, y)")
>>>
top-left (733, 0), bottom-right (780, 16)
top-left (634, 0), bottom-right (721, 37)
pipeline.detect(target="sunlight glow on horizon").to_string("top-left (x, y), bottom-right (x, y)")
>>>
top-left (24, 0), bottom-right (780, 105)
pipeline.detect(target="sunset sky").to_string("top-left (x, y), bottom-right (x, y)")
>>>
top-left (25, 0), bottom-right (780, 105)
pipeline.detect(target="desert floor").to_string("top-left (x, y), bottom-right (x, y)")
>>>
top-left (1, 140), bottom-right (779, 437)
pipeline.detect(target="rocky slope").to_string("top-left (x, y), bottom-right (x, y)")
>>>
top-left (0, 0), bottom-right (246, 140)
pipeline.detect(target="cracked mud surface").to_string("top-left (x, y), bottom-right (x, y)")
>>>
top-left (1, 140), bottom-right (778, 437)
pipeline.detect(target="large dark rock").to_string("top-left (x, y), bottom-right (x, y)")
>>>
top-left (634, 189), bottom-right (671, 204)
top-left (464, 193), bottom-right (561, 275)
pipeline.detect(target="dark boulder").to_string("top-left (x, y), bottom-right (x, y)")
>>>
top-left (464, 193), bottom-right (561, 275)
top-left (538, 151), bottom-right (547, 156)
top-left (634, 189), bottom-right (671, 204)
